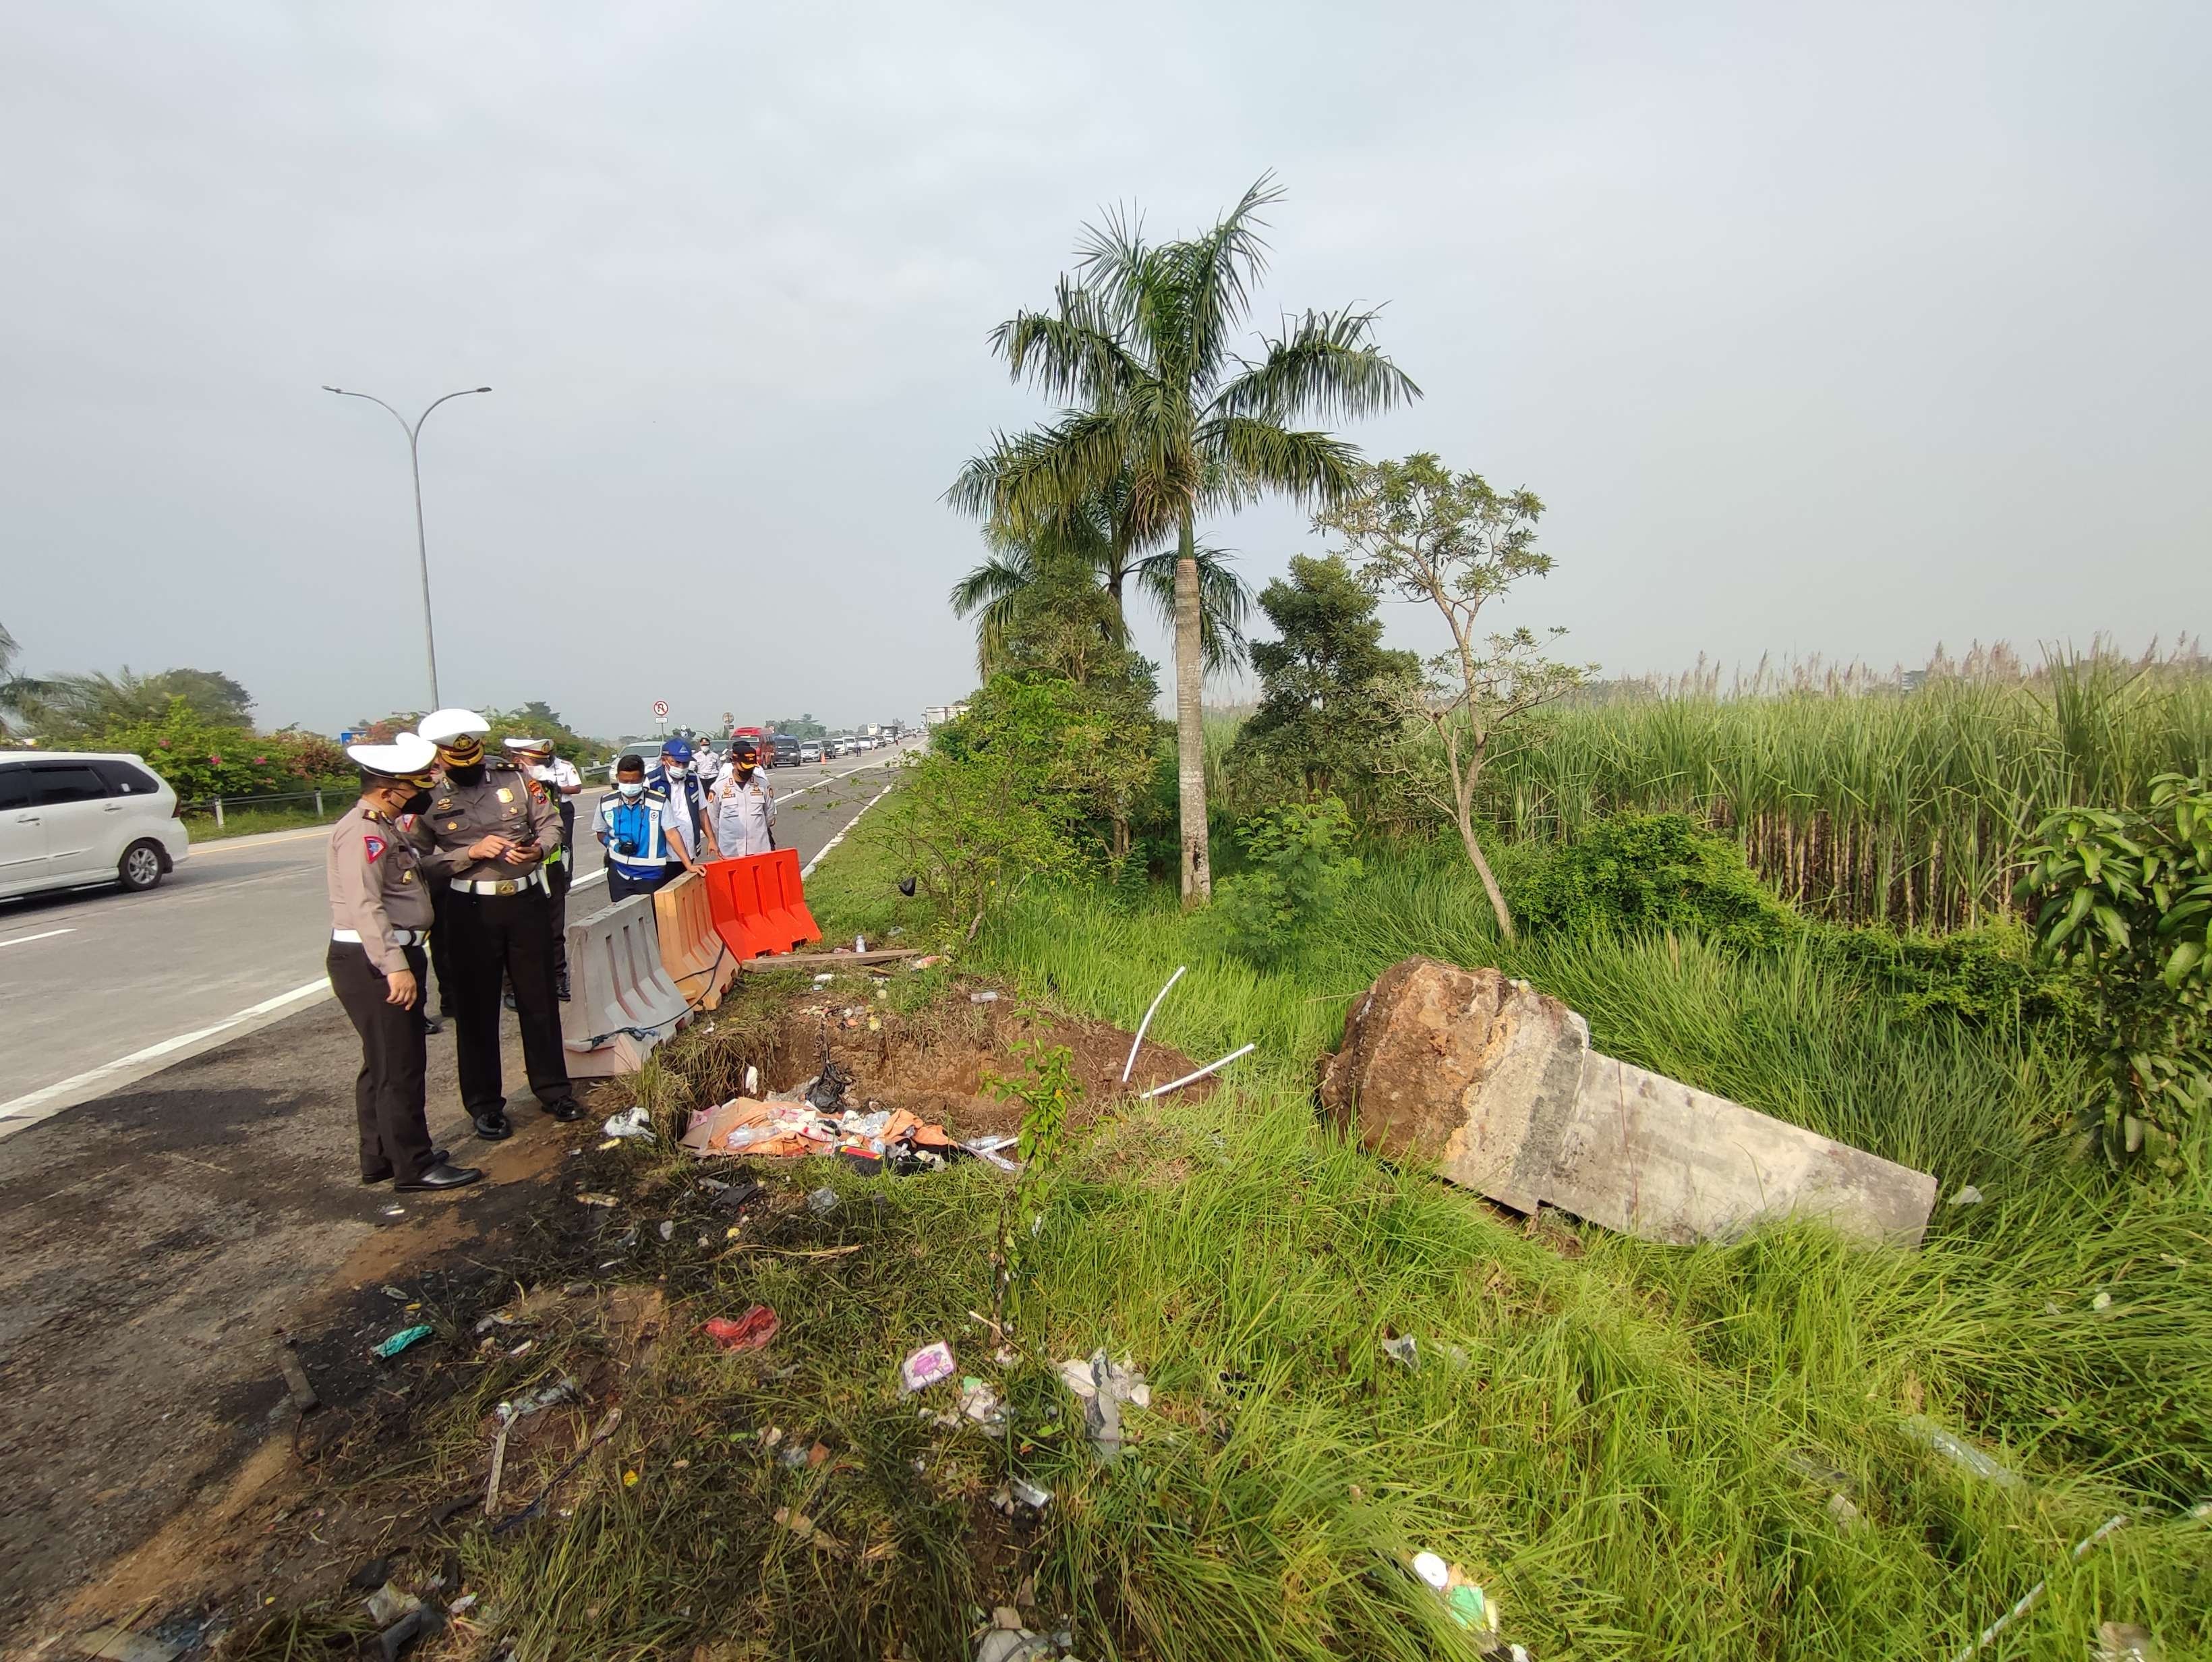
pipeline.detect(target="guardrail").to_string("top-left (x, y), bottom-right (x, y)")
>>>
top-left (179, 757), bottom-right (620, 828)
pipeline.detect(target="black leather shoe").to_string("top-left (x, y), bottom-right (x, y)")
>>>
top-left (556, 975), bottom-right (571, 1002)
top-left (472, 1114), bottom-right (514, 1141)
top-left (360, 1168), bottom-right (394, 1185)
top-left (430, 1147), bottom-right (450, 1166)
top-left (545, 1100), bottom-right (584, 1123)
top-left (396, 1162), bottom-right (484, 1192)
top-left (419, 1013), bottom-right (443, 1035)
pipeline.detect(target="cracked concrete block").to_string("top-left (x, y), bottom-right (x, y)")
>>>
top-left (1320, 956), bottom-right (1938, 1248)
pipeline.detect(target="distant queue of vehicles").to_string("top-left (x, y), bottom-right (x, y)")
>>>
top-left (603, 727), bottom-right (903, 785)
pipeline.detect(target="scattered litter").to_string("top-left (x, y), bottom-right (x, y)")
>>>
top-left (711, 1179), bottom-right (766, 1213)
top-left (275, 1334), bottom-right (319, 1410)
top-left (574, 1193), bottom-right (620, 1208)
top-left (901, 1342), bottom-right (958, 1393)
top-left (504, 1340), bottom-right (532, 1360)
top-left (1948, 1184), bottom-right (1984, 1207)
top-left (364, 1582), bottom-right (421, 1626)
top-left (484, 1408), bottom-right (515, 1516)
top-left (683, 1095), bottom-right (958, 1169)
top-left (744, 1064), bottom-right (760, 1095)
top-left (2093, 1290), bottom-right (2114, 1313)
top-left (958, 1377), bottom-right (1007, 1435)
top-left (1901, 1414), bottom-right (2024, 1488)
top-left (702, 1305), bottom-right (780, 1354)
top-left (658, 1220), bottom-right (675, 1242)
top-left (976, 1607), bottom-right (1055, 1662)
top-left (508, 1377), bottom-right (577, 1420)
top-left (347, 1557), bottom-right (392, 1591)
top-left (773, 1506), bottom-right (848, 1557)
top-left (381, 1284), bottom-right (408, 1300)
top-left (473, 1312), bottom-right (516, 1335)
top-left (991, 1478), bottom-right (1052, 1514)
top-left (807, 1186), bottom-right (840, 1215)
top-left (1056, 1350), bottom-right (1149, 1459)
top-left (2095, 1622), bottom-right (2163, 1662)
top-left (962, 1133), bottom-right (1020, 1172)
top-left (379, 1205), bottom-right (405, 1218)
top-left (596, 1139), bottom-right (620, 1150)
top-left (807, 1060), bottom-right (855, 1110)
top-left (622, 1468), bottom-right (640, 1487)
top-left (490, 1407), bottom-right (622, 1536)
top-left (1951, 1514), bottom-right (2127, 1659)
top-left (1382, 1334), bottom-right (1418, 1368)
top-left (970, 990), bottom-right (999, 1003)
top-left (1826, 1491), bottom-right (1865, 1530)
top-left (1408, 1551), bottom-right (1501, 1635)
top-left (602, 1106), bottom-right (654, 1141)
top-left (913, 954), bottom-right (944, 969)
top-left (778, 1443), bottom-right (809, 1468)
top-left (813, 973), bottom-right (834, 986)
top-left (372, 1324), bottom-right (434, 1360)
top-left (448, 1595), bottom-right (477, 1619)
top-left (374, 1605), bottom-right (442, 1662)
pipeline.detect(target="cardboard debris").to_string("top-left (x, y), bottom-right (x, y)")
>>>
top-left (680, 1095), bottom-right (958, 1166)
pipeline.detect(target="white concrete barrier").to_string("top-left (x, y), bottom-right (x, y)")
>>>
top-left (561, 892), bottom-right (689, 1077)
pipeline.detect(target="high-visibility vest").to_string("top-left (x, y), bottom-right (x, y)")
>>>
top-left (600, 792), bottom-right (675, 873)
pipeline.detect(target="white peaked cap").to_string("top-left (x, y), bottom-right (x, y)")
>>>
top-left (502, 736), bottom-right (549, 751)
top-left (417, 707), bottom-right (491, 743)
top-left (347, 733), bottom-right (439, 776)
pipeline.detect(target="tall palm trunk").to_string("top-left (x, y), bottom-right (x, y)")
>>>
top-left (1175, 513), bottom-right (1211, 906)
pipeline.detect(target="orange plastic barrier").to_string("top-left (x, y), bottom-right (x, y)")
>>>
top-left (653, 867), bottom-right (736, 1010)
top-left (702, 849), bottom-right (823, 961)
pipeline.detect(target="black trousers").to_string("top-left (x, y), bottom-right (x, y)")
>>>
top-left (606, 862), bottom-right (678, 902)
top-left (328, 941), bottom-right (435, 1182)
top-left (428, 880), bottom-right (459, 1016)
top-left (446, 885), bottom-right (577, 1118)
top-left (547, 800), bottom-right (577, 981)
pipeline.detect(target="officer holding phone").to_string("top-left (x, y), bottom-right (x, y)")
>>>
top-left (411, 708), bottom-right (582, 1140)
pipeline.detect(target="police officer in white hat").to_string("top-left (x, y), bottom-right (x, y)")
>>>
top-left (411, 708), bottom-right (582, 1139)
top-left (326, 735), bottom-right (482, 1191)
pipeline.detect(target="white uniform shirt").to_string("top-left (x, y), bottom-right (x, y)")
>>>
top-left (531, 757), bottom-right (582, 794)
top-left (709, 771), bottom-right (777, 857)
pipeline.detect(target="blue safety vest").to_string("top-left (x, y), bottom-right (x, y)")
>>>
top-left (600, 791), bottom-right (676, 875)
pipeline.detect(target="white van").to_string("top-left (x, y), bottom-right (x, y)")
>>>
top-left (0, 751), bottom-right (191, 899)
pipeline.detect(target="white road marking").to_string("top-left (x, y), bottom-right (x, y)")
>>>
top-left (0, 977), bottom-right (331, 1141)
top-left (0, 928), bottom-right (74, 950)
top-left (802, 786), bottom-right (894, 879)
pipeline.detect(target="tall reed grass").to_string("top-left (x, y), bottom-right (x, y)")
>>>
top-left (1221, 648), bottom-right (2212, 932)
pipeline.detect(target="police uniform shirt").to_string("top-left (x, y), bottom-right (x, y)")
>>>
top-left (411, 761), bottom-right (563, 883)
top-left (530, 757), bottom-right (581, 794)
top-left (327, 803), bottom-right (434, 971)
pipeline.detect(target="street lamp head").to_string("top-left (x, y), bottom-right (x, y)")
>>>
top-left (321, 384), bottom-right (343, 393)
top-left (475, 386), bottom-right (492, 393)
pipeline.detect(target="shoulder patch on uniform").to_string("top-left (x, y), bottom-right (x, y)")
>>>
top-left (363, 834), bottom-right (386, 861)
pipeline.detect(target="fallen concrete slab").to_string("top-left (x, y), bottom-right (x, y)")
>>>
top-left (1318, 957), bottom-right (1938, 1247)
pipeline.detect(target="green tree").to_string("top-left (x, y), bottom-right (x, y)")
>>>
top-left (2018, 774), bottom-right (2212, 1176)
top-left (950, 476), bottom-right (1250, 680)
top-left (1234, 553), bottom-right (1418, 800)
top-left (24, 666), bottom-right (254, 738)
top-left (948, 175), bottom-right (1418, 907)
top-left (0, 621), bottom-right (47, 740)
top-left (1316, 454), bottom-right (1591, 938)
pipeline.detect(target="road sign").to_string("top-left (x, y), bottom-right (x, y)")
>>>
top-left (338, 730), bottom-right (355, 745)
top-left (652, 699), bottom-right (670, 720)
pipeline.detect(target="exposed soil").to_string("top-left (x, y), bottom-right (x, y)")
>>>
top-left (6, 975), bottom-right (1194, 1661)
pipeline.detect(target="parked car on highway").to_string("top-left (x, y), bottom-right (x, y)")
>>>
top-left (0, 751), bottom-right (190, 899)
top-left (606, 743), bottom-right (662, 784)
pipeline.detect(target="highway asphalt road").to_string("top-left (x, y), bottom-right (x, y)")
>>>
top-left (0, 749), bottom-right (908, 1127)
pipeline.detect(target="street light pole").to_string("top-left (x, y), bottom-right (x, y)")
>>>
top-left (322, 384), bottom-right (492, 710)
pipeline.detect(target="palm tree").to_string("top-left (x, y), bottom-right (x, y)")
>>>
top-left (0, 621), bottom-right (48, 739)
top-left (947, 481), bottom-right (1251, 679)
top-left (948, 176), bottom-right (1418, 905)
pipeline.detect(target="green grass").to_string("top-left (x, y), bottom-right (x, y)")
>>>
top-left (234, 826), bottom-right (2212, 1662)
top-left (182, 801), bottom-right (347, 840)
top-left (801, 825), bottom-right (2212, 1659)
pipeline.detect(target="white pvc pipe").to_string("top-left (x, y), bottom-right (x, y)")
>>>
top-left (1122, 964), bottom-right (1188, 1083)
top-left (1141, 1042), bottom-right (1256, 1099)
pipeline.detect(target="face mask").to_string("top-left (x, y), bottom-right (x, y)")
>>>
top-left (664, 764), bottom-right (687, 779)
top-left (400, 788), bottom-right (432, 816)
top-left (618, 781), bottom-right (645, 799)
top-left (447, 761), bottom-right (486, 787)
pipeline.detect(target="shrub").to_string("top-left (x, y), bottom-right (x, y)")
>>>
top-left (1204, 797), bottom-right (1363, 966)
top-left (1807, 921), bottom-right (2068, 1027)
top-left (2018, 772), bottom-right (2212, 1173)
top-left (1513, 811), bottom-right (1794, 949)
top-left (83, 697), bottom-right (348, 801)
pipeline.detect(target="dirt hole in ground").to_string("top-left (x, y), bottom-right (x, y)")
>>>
top-left (660, 983), bottom-right (1217, 1141)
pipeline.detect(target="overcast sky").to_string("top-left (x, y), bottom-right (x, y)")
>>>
top-left (3, 0), bottom-right (2205, 739)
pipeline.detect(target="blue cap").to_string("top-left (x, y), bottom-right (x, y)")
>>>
top-left (662, 737), bottom-right (693, 761)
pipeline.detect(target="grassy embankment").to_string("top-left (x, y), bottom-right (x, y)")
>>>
top-left (237, 769), bottom-right (2210, 1661)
